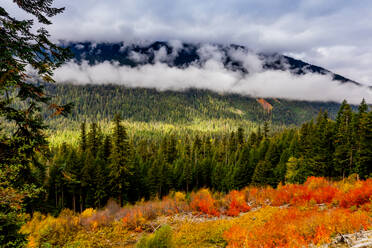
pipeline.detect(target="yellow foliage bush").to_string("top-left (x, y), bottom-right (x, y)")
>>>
top-left (65, 223), bottom-right (140, 248)
top-left (21, 210), bottom-right (79, 248)
top-left (173, 219), bottom-right (232, 248)
top-left (80, 208), bottom-right (96, 218)
top-left (173, 191), bottom-right (186, 202)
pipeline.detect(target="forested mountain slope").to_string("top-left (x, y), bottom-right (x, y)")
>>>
top-left (46, 83), bottom-right (343, 126)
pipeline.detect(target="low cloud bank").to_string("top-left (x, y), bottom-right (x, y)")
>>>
top-left (53, 54), bottom-right (372, 105)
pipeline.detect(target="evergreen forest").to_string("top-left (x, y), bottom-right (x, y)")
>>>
top-left (37, 99), bottom-right (372, 213)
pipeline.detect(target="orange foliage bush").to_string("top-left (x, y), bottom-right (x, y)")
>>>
top-left (336, 179), bottom-right (372, 209)
top-left (190, 189), bottom-right (220, 216)
top-left (272, 177), bottom-right (340, 206)
top-left (224, 207), bottom-right (371, 248)
top-left (224, 190), bottom-right (251, 216)
top-left (121, 208), bottom-right (146, 230)
top-left (304, 176), bottom-right (330, 189)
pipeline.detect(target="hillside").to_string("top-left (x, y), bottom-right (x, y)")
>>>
top-left (46, 83), bottom-right (342, 127)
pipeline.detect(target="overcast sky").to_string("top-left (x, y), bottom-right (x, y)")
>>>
top-left (2, 0), bottom-right (372, 86)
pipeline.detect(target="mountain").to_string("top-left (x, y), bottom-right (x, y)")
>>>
top-left (66, 41), bottom-right (359, 85)
top-left (44, 41), bottom-right (363, 129)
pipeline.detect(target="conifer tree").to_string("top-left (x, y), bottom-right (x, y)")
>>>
top-left (356, 111), bottom-right (372, 178)
top-left (64, 149), bottom-right (81, 212)
top-left (233, 144), bottom-right (254, 188)
top-left (182, 161), bottom-right (192, 193)
top-left (252, 160), bottom-right (275, 187)
top-left (313, 111), bottom-right (334, 177)
top-left (249, 131), bottom-right (258, 147)
top-left (94, 147), bottom-right (109, 208)
top-left (109, 114), bottom-right (132, 205)
top-left (237, 127), bottom-right (245, 146)
top-left (263, 121), bottom-right (270, 139)
top-left (102, 135), bottom-right (112, 162)
top-left (274, 148), bottom-right (291, 183)
top-left (81, 151), bottom-right (97, 208)
top-left (354, 99), bottom-right (368, 173)
top-left (229, 131), bottom-right (237, 153)
top-left (87, 123), bottom-right (101, 156)
top-left (79, 121), bottom-right (87, 153)
top-left (333, 101), bottom-right (354, 178)
top-left (165, 134), bottom-right (177, 164)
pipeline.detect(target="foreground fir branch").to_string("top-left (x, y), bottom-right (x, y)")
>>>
top-left (1, 0), bottom-right (71, 246)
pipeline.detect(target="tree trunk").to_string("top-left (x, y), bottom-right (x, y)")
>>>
top-left (79, 187), bottom-right (83, 212)
top-left (55, 184), bottom-right (58, 208)
top-left (73, 192), bottom-right (76, 212)
top-left (61, 186), bottom-right (64, 208)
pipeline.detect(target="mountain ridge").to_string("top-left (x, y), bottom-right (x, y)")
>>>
top-left (65, 41), bottom-right (359, 86)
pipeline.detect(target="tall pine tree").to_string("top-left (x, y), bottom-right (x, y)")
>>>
top-left (109, 114), bottom-right (132, 205)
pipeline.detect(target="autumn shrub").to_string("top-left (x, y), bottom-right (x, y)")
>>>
top-left (80, 208), bottom-right (96, 218)
top-left (336, 179), bottom-right (372, 208)
top-left (21, 178), bottom-right (372, 247)
top-left (172, 219), bottom-right (232, 248)
top-left (224, 207), bottom-right (371, 248)
top-left (190, 188), bottom-right (220, 216)
top-left (304, 176), bottom-right (329, 189)
top-left (21, 209), bottom-right (79, 248)
top-left (272, 184), bottom-right (303, 206)
top-left (272, 177), bottom-right (340, 207)
top-left (120, 197), bottom-right (189, 230)
top-left (136, 225), bottom-right (174, 248)
top-left (79, 206), bottom-right (116, 231)
top-left (63, 221), bottom-right (141, 248)
top-left (243, 186), bottom-right (275, 207)
top-left (121, 208), bottom-right (147, 230)
top-left (224, 190), bottom-right (251, 216)
top-left (173, 191), bottom-right (186, 202)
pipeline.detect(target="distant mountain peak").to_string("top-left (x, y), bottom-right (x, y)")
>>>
top-left (65, 41), bottom-right (359, 85)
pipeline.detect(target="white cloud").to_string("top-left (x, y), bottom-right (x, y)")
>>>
top-left (53, 55), bottom-right (372, 105)
top-left (228, 48), bottom-right (263, 73)
top-left (154, 47), bottom-right (168, 63)
top-left (2, 0), bottom-right (372, 85)
top-left (129, 51), bottom-right (148, 63)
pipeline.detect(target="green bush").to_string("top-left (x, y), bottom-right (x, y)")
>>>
top-left (136, 225), bottom-right (173, 248)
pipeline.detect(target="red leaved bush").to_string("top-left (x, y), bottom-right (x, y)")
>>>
top-left (337, 179), bottom-right (372, 208)
top-left (225, 190), bottom-right (251, 216)
top-left (272, 177), bottom-right (340, 206)
top-left (190, 189), bottom-right (220, 216)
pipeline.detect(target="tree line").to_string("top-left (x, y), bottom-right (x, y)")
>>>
top-left (39, 99), bottom-right (371, 213)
